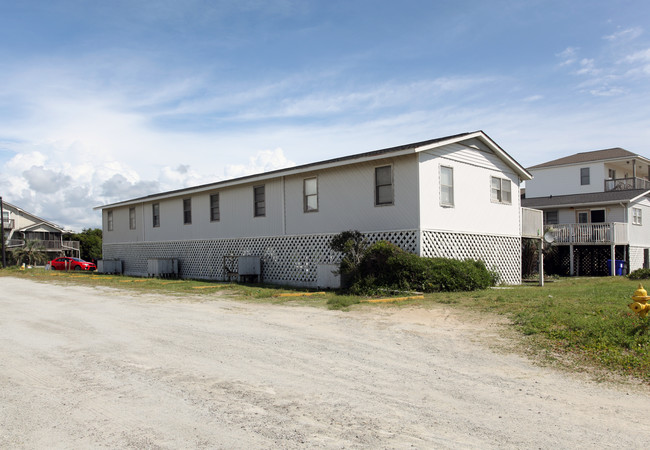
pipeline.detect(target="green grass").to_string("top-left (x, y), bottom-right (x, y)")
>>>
top-left (2, 267), bottom-right (649, 383)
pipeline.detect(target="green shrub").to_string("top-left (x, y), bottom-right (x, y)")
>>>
top-left (329, 230), bottom-right (368, 284)
top-left (628, 268), bottom-right (650, 280)
top-left (350, 240), bottom-right (499, 294)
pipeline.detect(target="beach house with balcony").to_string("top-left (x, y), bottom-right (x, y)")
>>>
top-left (522, 148), bottom-right (650, 276)
top-left (96, 131), bottom-right (539, 287)
top-left (1, 201), bottom-right (80, 260)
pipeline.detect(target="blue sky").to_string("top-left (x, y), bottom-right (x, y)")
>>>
top-left (1, 0), bottom-right (649, 231)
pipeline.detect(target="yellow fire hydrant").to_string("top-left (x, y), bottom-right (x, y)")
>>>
top-left (629, 284), bottom-right (650, 318)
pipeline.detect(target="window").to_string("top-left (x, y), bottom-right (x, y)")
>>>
top-left (210, 193), bottom-right (220, 222)
top-left (152, 203), bottom-right (160, 227)
top-left (440, 166), bottom-right (454, 206)
top-left (107, 211), bottom-right (113, 231)
top-left (544, 210), bottom-right (559, 225)
top-left (129, 207), bottom-right (136, 230)
top-left (580, 167), bottom-right (590, 185)
top-left (375, 165), bottom-right (393, 206)
top-left (591, 209), bottom-right (605, 223)
top-left (183, 198), bottom-right (192, 224)
top-left (254, 185), bottom-right (265, 217)
top-left (490, 176), bottom-right (512, 204)
top-left (608, 169), bottom-right (616, 179)
top-left (577, 211), bottom-right (589, 223)
top-left (633, 207), bottom-right (643, 225)
top-left (303, 177), bottom-right (318, 212)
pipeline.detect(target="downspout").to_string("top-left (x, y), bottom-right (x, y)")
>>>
top-left (282, 176), bottom-right (287, 236)
top-left (141, 202), bottom-right (146, 242)
top-left (416, 154), bottom-right (422, 256)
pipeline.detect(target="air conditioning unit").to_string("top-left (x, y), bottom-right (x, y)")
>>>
top-left (147, 258), bottom-right (179, 278)
top-left (97, 259), bottom-right (123, 274)
top-left (238, 256), bottom-right (261, 283)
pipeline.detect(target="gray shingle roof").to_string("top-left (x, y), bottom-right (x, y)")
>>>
top-left (522, 189), bottom-right (650, 208)
top-left (527, 148), bottom-right (643, 170)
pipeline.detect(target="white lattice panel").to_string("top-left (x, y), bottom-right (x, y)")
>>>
top-left (103, 230), bottom-right (418, 287)
top-left (420, 230), bottom-right (521, 284)
top-left (630, 246), bottom-right (645, 272)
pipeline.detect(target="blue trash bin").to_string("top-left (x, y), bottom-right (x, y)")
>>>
top-left (607, 259), bottom-right (625, 276)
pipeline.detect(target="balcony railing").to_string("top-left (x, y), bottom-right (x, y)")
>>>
top-left (604, 177), bottom-right (650, 191)
top-left (549, 222), bottom-right (628, 245)
top-left (5, 239), bottom-right (80, 251)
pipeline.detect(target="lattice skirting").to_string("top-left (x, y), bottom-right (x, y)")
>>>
top-left (629, 246), bottom-right (647, 272)
top-left (103, 230), bottom-right (419, 287)
top-left (104, 229), bottom-right (521, 286)
top-left (420, 230), bottom-right (521, 285)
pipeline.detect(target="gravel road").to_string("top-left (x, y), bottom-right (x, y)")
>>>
top-left (1, 277), bottom-right (649, 449)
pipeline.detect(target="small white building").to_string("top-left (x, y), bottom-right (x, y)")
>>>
top-left (523, 148), bottom-right (650, 275)
top-left (96, 131), bottom-right (533, 286)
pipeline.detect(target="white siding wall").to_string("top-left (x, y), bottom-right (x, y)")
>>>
top-left (418, 143), bottom-right (521, 236)
top-left (526, 162), bottom-right (606, 197)
top-left (284, 156), bottom-right (419, 235)
top-left (104, 157), bottom-right (420, 244)
top-left (628, 198), bottom-right (650, 247)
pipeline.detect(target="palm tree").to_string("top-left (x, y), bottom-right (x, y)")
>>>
top-left (12, 240), bottom-right (48, 266)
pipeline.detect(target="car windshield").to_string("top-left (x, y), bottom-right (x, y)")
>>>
top-left (71, 258), bottom-right (86, 262)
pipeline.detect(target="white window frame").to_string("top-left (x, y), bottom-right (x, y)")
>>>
top-left (129, 207), bottom-right (136, 230)
top-left (183, 198), bottom-right (192, 225)
top-left (303, 177), bottom-right (318, 213)
top-left (633, 207), bottom-right (643, 225)
top-left (152, 203), bottom-right (160, 228)
top-left (440, 165), bottom-right (454, 207)
top-left (107, 210), bottom-right (114, 231)
top-left (375, 165), bottom-right (394, 206)
top-left (254, 185), bottom-right (266, 217)
top-left (580, 167), bottom-right (590, 185)
top-left (490, 176), bottom-right (512, 205)
top-left (210, 193), bottom-right (220, 222)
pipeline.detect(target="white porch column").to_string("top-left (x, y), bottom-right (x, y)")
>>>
top-left (611, 244), bottom-right (616, 276)
top-left (569, 244), bottom-right (574, 276)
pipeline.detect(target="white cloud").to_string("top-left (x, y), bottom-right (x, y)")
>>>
top-left (557, 47), bottom-right (579, 66)
top-left (603, 27), bottom-right (643, 42)
top-left (523, 95), bottom-right (543, 102)
top-left (22, 166), bottom-right (72, 193)
top-left (224, 148), bottom-right (296, 179)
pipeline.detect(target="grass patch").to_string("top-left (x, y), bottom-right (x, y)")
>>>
top-left (2, 267), bottom-right (649, 382)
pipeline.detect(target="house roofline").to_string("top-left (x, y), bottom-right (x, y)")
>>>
top-left (95, 130), bottom-right (531, 210)
top-left (522, 189), bottom-right (650, 209)
top-left (2, 201), bottom-right (66, 232)
top-left (527, 148), bottom-right (650, 170)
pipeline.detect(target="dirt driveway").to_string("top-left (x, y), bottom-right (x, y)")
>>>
top-left (1, 277), bottom-right (649, 448)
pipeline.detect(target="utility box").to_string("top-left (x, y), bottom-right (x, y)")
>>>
top-left (147, 258), bottom-right (179, 278)
top-left (317, 264), bottom-right (341, 289)
top-left (98, 259), bottom-right (123, 274)
top-left (238, 256), bottom-right (261, 282)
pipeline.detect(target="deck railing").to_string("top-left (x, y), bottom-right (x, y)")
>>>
top-left (549, 222), bottom-right (628, 245)
top-left (604, 177), bottom-right (650, 191)
top-left (5, 239), bottom-right (80, 250)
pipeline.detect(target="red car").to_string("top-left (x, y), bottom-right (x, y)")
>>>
top-left (50, 257), bottom-right (97, 271)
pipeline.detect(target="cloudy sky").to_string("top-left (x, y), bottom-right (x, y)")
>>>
top-left (1, 0), bottom-right (649, 231)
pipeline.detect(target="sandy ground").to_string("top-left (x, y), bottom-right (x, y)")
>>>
top-left (1, 278), bottom-right (649, 449)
